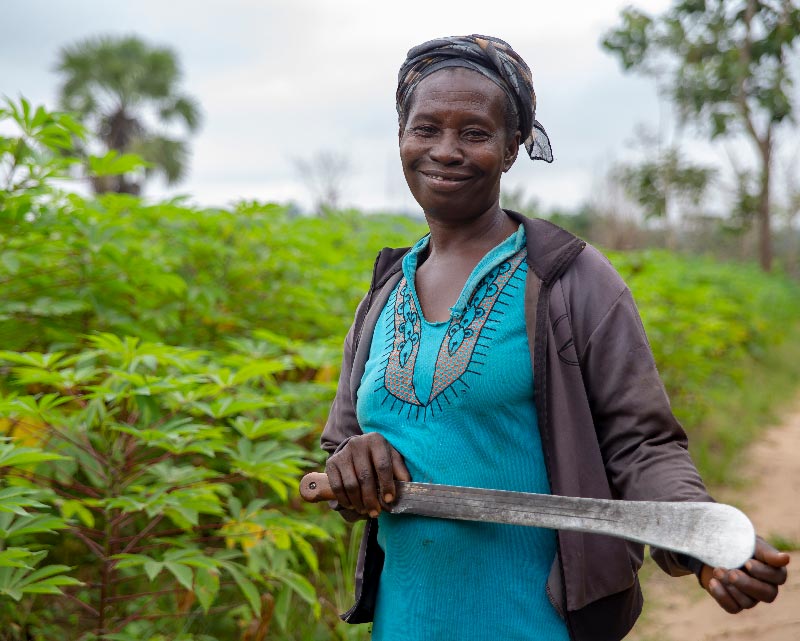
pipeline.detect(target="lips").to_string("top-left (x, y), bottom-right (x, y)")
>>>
top-left (418, 169), bottom-right (473, 191)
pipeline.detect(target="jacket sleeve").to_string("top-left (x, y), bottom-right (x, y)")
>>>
top-left (319, 296), bottom-right (371, 522)
top-left (321, 295), bottom-right (368, 456)
top-left (571, 251), bottom-right (712, 576)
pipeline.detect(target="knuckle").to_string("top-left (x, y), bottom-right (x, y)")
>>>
top-left (342, 477), bottom-right (360, 492)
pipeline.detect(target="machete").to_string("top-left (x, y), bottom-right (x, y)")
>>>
top-left (300, 472), bottom-right (756, 570)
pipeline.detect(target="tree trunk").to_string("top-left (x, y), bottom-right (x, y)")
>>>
top-left (757, 134), bottom-right (772, 271)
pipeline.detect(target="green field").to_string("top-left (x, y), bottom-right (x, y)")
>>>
top-left (2, 100), bottom-right (799, 640)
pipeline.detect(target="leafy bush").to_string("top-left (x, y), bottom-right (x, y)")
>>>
top-left (0, 98), bottom-right (420, 640)
top-left (0, 335), bottom-right (329, 639)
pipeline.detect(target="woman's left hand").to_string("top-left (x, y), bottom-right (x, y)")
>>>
top-left (700, 537), bottom-right (790, 613)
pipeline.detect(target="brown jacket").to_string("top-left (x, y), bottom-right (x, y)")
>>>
top-left (320, 212), bottom-right (711, 641)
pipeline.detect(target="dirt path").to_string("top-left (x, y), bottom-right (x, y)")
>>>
top-left (628, 400), bottom-right (800, 641)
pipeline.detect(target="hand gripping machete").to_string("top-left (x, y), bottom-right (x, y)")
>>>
top-left (300, 472), bottom-right (756, 569)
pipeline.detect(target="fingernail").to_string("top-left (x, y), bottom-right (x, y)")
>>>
top-left (745, 561), bottom-right (752, 571)
top-left (728, 571), bottom-right (738, 583)
top-left (369, 510), bottom-right (378, 518)
top-left (709, 578), bottom-right (718, 590)
top-left (713, 568), bottom-right (725, 580)
top-left (384, 494), bottom-right (393, 503)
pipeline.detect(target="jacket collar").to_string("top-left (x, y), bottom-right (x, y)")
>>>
top-left (504, 210), bottom-right (586, 286)
top-left (370, 211), bottom-right (586, 290)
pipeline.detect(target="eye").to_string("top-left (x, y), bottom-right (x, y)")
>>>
top-left (411, 125), bottom-right (437, 137)
top-left (463, 129), bottom-right (491, 141)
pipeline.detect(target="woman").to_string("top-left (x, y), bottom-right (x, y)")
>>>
top-left (320, 35), bottom-right (788, 641)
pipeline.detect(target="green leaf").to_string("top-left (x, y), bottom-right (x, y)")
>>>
top-left (0, 443), bottom-right (68, 468)
top-left (0, 487), bottom-right (50, 516)
top-left (0, 548), bottom-right (44, 570)
top-left (88, 151), bottom-right (151, 177)
top-left (219, 561), bottom-right (261, 616)
top-left (0, 558), bottom-right (81, 601)
top-left (272, 569), bottom-right (319, 616)
top-left (164, 561), bottom-right (193, 591)
top-left (273, 586), bottom-right (292, 631)
top-left (0, 512), bottom-right (68, 539)
top-left (144, 560), bottom-right (164, 582)
top-left (194, 567), bottom-right (220, 613)
top-left (59, 499), bottom-right (95, 528)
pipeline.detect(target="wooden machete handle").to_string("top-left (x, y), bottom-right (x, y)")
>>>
top-left (299, 472), bottom-right (336, 502)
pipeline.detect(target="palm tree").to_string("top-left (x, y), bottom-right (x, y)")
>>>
top-left (56, 35), bottom-right (201, 195)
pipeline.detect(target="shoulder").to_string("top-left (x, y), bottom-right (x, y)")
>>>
top-left (373, 246), bottom-right (411, 286)
top-left (563, 242), bottom-right (629, 299)
top-left (554, 242), bottom-right (637, 347)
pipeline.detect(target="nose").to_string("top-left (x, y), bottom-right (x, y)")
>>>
top-left (429, 129), bottom-right (464, 165)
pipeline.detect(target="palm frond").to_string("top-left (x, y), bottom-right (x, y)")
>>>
top-left (131, 135), bottom-right (189, 184)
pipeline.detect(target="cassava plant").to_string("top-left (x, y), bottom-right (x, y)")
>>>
top-left (0, 333), bottom-right (330, 640)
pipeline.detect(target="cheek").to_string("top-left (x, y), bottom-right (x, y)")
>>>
top-left (399, 137), bottom-right (421, 167)
top-left (476, 147), bottom-right (507, 175)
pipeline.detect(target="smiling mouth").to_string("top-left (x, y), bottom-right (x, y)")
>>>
top-left (420, 172), bottom-right (471, 183)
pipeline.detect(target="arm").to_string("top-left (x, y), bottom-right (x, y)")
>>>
top-left (571, 253), bottom-right (788, 608)
top-left (575, 276), bottom-right (711, 574)
top-left (320, 297), bottom-right (410, 520)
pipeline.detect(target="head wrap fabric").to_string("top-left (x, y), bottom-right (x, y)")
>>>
top-left (397, 35), bottom-right (553, 163)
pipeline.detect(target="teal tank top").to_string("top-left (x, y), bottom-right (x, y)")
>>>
top-left (356, 226), bottom-right (570, 640)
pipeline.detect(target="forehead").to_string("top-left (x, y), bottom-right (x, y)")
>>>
top-left (406, 67), bottom-right (507, 118)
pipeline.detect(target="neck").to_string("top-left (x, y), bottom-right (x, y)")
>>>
top-left (425, 204), bottom-right (516, 258)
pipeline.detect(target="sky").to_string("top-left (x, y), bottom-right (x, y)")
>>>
top-left (0, 0), bottom-right (751, 213)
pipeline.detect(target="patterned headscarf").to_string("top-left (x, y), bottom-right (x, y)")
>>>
top-left (397, 34), bottom-right (553, 163)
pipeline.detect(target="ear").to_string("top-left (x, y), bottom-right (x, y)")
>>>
top-left (503, 130), bottom-right (521, 172)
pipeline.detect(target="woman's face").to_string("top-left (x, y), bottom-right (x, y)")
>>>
top-left (399, 67), bottom-right (520, 223)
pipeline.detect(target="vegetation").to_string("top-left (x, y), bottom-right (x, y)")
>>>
top-left (56, 35), bottom-right (201, 195)
top-left (1, 98), bottom-right (800, 640)
top-left (603, 0), bottom-right (800, 271)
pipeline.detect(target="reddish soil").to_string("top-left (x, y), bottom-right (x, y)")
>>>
top-left (627, 400), bottom-right (800, 641)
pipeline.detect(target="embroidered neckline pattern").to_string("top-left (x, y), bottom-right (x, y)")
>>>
top-left (375, 247), bottom-right (527, 420)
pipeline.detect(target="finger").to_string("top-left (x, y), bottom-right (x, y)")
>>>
top-left (372, 438), bottom-right (396, 508)
top-left (708, 578), bottom-right (742, 614)
top-left (728, 568), bottom-right (780, 604)
top-left (391, 447), bottom-right (412, 483)
top-left (723, 580), bottom-right (758, 610)
top-left (743, 558), bottom-right (788, 587)
top-left (754, 539), bottom-right (791, 568)
top-left (335, 454), bottom-right (367, 514)
top-left (326, 463), bottom-right (350, 509)
top-left (350, 445), bottom-right (380, 517)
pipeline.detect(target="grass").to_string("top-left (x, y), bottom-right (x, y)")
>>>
top-left (686, 322), bottom-right (800, 487)
top-left (766, 534), bottom-right (800, 552)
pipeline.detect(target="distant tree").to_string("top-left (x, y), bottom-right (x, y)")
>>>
top-left (603, 0), bottom-right (800, 271)
top-left (56, 35), bottom-right (201, 195)
top-left (293, 151), bottom-right (352, 214)
top-left (613, 129), bottom-right (716, 247)
top-left (500, 185), bottom-right (541, 217)
top-left (779, 152), bottom-right (800, 271)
